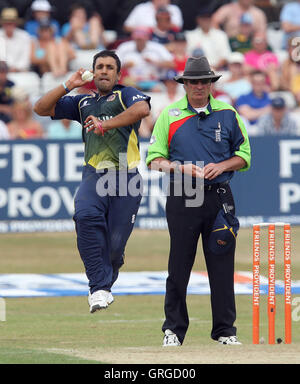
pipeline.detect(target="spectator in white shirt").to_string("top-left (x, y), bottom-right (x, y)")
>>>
top-left (185, 8), bottom-right (232, 70)
top-left (116, 27), bottom-right (174, 92)
top-left (123, 0), bottom-right (183, 34)
top-left (216, 51), bottom-right (252, 103)
top-left (0, 119), bottom-right (10, 139)
top-left (257, 96), bottom-right (299, 135)
top-left (139, 69), bottom-right (185, 137)
top-left (151, 69), bottom-right (185, 121)
top-left (280, 0), bottom-right (300, 49)
top-left (0, 8), bottom-right (31, 72)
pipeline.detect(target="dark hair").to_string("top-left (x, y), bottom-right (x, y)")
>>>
top-left (69, 3), bottom-right (86, 16)
top-left (92, 50), bottom-right (121, 73)
top-left (0, 61), bottom-right (8, 72)
top-left (250, 70), bottom-right (266, 78)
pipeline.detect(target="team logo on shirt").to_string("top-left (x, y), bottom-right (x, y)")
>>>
top-left (81, 100), bottom-right (91, 108)
top-left (107, 94), bottom-right (116, 102)
top-left (168, 108), bottom-right (182, 116)
top-left (215, 122), bottom-right (222, 142)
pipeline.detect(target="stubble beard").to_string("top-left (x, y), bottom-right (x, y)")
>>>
top-left (96, 81), bottom-right (112, 96)
top-left (96, 79), bottom-right (118, 96)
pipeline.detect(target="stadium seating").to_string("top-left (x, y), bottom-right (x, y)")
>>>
top-left (40, 71), bottom-right (74, 94)
top-left (69, 50), bottom-right (99, 72)
top-left (7, 71), bottom-right (41, 99)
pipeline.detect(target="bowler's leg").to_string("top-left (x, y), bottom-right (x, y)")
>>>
top-left (107, 171), bottom-right (142, 288)
top-left (73, 169), bottom-right (112, 293)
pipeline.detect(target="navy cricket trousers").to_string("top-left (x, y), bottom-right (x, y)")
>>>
top-left (73, 165), bottom-right (142, 293)
top-left (162, 182), bottom-right (237, 343)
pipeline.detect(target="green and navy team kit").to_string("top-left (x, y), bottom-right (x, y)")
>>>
top-left (146, 94), bottom-right (251, 183)
top-left (54, 84), bottom-right (150, 170)
top-left (53, 85), bottom-right (150, 293)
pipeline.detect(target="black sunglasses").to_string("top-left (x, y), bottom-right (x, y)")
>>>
top-left (188, 79), bottom-right (211, 85)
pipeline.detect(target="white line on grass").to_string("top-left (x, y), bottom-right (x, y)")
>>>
top-left (96, 318), bottom-right (210, 324)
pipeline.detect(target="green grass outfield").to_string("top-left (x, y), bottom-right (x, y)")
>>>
top-left (0, 227), bottom-right (300, 364)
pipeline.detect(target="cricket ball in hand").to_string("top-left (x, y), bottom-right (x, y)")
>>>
top-left (81, 70), bottom-right (94, 82)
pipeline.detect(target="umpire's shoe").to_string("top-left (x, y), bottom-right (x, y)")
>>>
top-left (88, 290), bottom-right (114, 313)
top-left (163, 329), bottom-right (181, 347)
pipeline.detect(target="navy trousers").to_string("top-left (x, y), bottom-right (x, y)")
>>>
top-left (162, 182), bottom-right (237, 343)
top-left (73, 165), bottom-right (142, 293)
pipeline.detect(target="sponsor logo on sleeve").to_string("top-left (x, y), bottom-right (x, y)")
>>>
top-left (132, 94), bottom-right (147, 101)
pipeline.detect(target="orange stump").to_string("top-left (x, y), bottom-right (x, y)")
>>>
top-left (252, 223), bottom-right (292, 345)
top-left (284, 224), bottom-right (292, 344)
top-left (252, 225), bottom-right (260, 344)
top-left (268, 224), bottom-right (276, 344)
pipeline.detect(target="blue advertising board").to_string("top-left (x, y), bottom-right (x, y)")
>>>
top-left (0, 136), bottom-right (299, 232)
top-left (231, 136), bottom-right (300, 227)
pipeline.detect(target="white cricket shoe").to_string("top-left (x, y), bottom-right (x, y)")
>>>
top-left (218, 336), bottom-right (242, 345)
top-left (88, 290), bottom-right (114, 313)
top-left (163, 329), bottom-right (181, 347)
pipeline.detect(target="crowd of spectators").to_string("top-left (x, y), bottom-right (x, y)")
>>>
top-left (1, 0), bottom-right (300, 140)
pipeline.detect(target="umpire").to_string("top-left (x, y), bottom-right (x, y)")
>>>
top-left (146, 56), bottom-right (251, 346)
